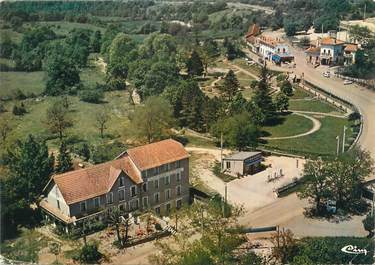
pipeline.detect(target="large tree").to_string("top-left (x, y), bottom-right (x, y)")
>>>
top-left (186, 50), bottom-right (204, 76)
top-left (95, 108), bottom-right (110, 139)
top-left (1, 135), bottom-right (54, 237)
top-left (212, 112), bottom-right (259, 151)
top-left (252, 65), bottom-right (276, 124)
top-left (221, 70), bottom-right (240, 101)
top-left (129, 96), bottom-right (174, 143)
top-left (297, 159), bottom-right (331, 212)
top-left (56, 141), bottom-right (73, 173)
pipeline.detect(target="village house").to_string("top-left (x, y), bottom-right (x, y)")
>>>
top-left (40, 139), bottom-right (190, 231)
top-left (222, 151), bottom-right (263, 176)
top-left (305, 32), bottom-right (359, 66)
top-left (245, 24), bottom-right (294, 64)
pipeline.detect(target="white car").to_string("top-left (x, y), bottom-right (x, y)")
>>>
top-left (323, 71), bottom-right (330, 78)
top-left (343, 79), bottom-right (353, 85)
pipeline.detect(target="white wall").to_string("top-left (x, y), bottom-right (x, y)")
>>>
top-left (47, 184), bottom-right (70, 216)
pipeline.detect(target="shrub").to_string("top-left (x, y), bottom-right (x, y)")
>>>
top-left (13, 89), bottom-right (27, 100)
top-left (0, 103), bottom-right (6, 113)
top-left (73, 241), bottom-right (103, 264)
top-left (12, 103), bottom-right (26, 116)
top-left (79, 89), bottom-right (104, 103)
top-left (75, 142), bottom-right (91, 161)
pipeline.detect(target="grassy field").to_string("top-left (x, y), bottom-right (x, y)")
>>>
top-left (289, 99), bottom-right (342, 113)
top-left (261, 113), bottom-right (314, 138)
top-left (263, 116), bottom-right (355, 157)
top-left (0, 28), bottom-right (23, 43)
top-left (291, 86), bottom-right (313, 99)
top-left (0, 71), bottom-right (46, 97)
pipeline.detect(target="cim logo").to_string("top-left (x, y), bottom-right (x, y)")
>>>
top-left (341, 245), bottom-right (368, 256)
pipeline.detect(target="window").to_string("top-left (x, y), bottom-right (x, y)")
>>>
top-left (155, 206), bottom-right (161, 215)
top-left (154, 179), bottom-right (159, 189)
top-left (142, 183), bottom-right (148, 192)
top-left (176, 160), bottom-right (181, 168)
top-left (164, 175), bottom-right (170, 186)
top-left (119, 176), bottom-right (125, 187)
top-left (176, 186), bottom-right (181, 196)
top-left (80, 201), bottom-right (87, 212)
top-left (119, 190), bottom-right (125, 201)
top-left (119, 203), bottom-right (126, 212)
top-left (176, 172), bottom-right (181, 182)
top-left (57, 200), bottom-right (60, 210)
top-left (226, 161), bottom-right (231, 169)
top-left (176, 199), bottom-right (182, 209)
top-left (94, 197), bottom-right (100, 208)
top-left (130, 199), bottom-right (139, 210)
top-left (165, 189), bottom-right (171, 200)
top-left (131, 186), bottom-right (137, 197)
top-left (107, 192), bottom-right (113, 204)
top-left (143, 197), bottom-right (148, 207)
top-left (154, 193), bottom-right (160, 204)
top-left (166, 203), bottom-right (171, 213)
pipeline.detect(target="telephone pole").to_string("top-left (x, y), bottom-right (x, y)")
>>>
top-left (336, 136), bottom-right (340, 156)
top-left (220, 132), bottom-right (223, 170)
top-left (342, 126), bottom-right (347, 153)
top-left (364, 3), bottom-right (367, 21)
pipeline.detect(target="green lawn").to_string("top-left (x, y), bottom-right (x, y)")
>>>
top-left (291, 86), bottom-right (313, 99)
top-left (0, 28), bottom-right (23, 43)
top-left (263, 116), bottom-right (356, 157)
top-left (261, 113), bottom-right (314, 138)
top-left (185, 133), bottom-right (216, 148)
top-left (0, 71), bottom-right (45, 97)
top-left (289, 99), bottom-right (342, 113)
top-left (232, 58), bottom-right (261, 76)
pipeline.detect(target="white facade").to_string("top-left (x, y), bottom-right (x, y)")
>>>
top-left (259, 43), bottom-right (289, 60)
top-left (47, 184), bottom-right (70, 216)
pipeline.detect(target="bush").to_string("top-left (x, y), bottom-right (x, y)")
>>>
top-left (75, 142), bottom-right (91, 161)
top-left (0, 103), bottom-right (6, 113)
top-left (73, 241), bottom-right (103, 264)
top-left (12, 103), bottom-right (26, 115)
top-left (79, 89), bottom-right (104, 103)
top-left (12, 89), bottom-right (27, 100)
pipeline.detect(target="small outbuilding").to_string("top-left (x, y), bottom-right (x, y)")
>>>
top-left (222, 151), bottom-right (262, 176)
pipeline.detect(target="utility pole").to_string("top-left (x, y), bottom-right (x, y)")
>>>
top-left (222, 183), bottom-right (227, 218)
top-left (336, 136), bottom-right (340, 156)
top-left (220, 132), bottom-right (223, 171)
top-left (342, 126), bottom-right (347, 153)
top-left (364, 3), bottom-right (367, 21)
top-left (321, 23), bottom-right (324, 34)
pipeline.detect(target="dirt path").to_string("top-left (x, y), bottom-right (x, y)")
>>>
top-left (261, 112), bottom-right (321, 140)
top-left (96, 56), bottom-right (107, 73)
top-left (290, 110), bottom-right (348, 118)
top-left (227, 61), bottom-right (259, 80)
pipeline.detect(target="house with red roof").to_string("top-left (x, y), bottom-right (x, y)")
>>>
top-left (40, 139), bottom-right (190, 231)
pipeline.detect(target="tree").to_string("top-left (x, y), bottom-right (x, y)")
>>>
top-left (46, 101), bottom-right (72, 141)
top-left (1, 135), bottom-right (54, 236)
top-left (297, 159), bottom-right (331, 213)
top-left (90, 30), bottom-right (102, 53)
top-left (56, 141), bottom-right (72, 173)
top-left (150, 196), bottom-right (249, 265)
top-left (252, 65), bottom-right (276, 124)
top-left (129, 96), bottom-right (174, 143)
top-left (199, 39), bottom-right (219, 75)
top-left (95, 108), bottom-right (110, 139)
top-left (73, 241), bottom-right (103, 264)
top-left (108, 208), bottom-right (123, 246)
top-left (271, 229), bottom-right (298, 264)
top-left (221, 70), bottom-right (240, 101)
top-left (284, 21), bottom-right (297, 36)
top-left (274, 93), bottom-right (289, 112)
top-left (226, 41), bottom-right (237, 60)
top-left (329, 148), bottom-right (374, 208)
top-left (107, 33), bottom-right (136, 90)
top-left (186, 50), bottom-right (204, 76)
top-left (79, 89), bottom-right (104, 103)
top-left (363, 213), bottom-right (374, 237)
top-left (280, 80), bottom-right (293, 96)
top-left (212, 112), bottom-right (258, 151)
top-left (44, 43), bottom-right (81, 96)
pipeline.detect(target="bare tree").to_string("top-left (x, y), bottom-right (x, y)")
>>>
top-left (95, 108), bottom-right (110, 139)
top-left (46, 101), bottom-right (72, 141)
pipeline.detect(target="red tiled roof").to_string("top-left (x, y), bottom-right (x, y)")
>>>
top-left (53, 156), bottom-right (143, 205)
top-left (305, 46), bottom-right (321, 54)
top-left (127, 139), bottom-right (189, 171)
top-left (320, 37), bottom-right (345, 46)
top-left (245, 24), bottom-right (260, 38)
top-left (258, 35), bottom-right (284, 48)
top-left (344, 44), bottom-right (358, 52)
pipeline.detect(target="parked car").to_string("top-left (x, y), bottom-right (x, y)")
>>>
top-left (343, 79), bottom-right (353, 85)
top-left (323, 71), bottom-right (330, 78)
top-left (325, 200), bottom-right (337, 213)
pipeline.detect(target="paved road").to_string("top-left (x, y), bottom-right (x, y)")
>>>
top-left (290, 46), bottom-right (375, 162)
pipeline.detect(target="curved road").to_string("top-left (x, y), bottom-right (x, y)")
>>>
top-left (291, 47), bottom-right (375, 164)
